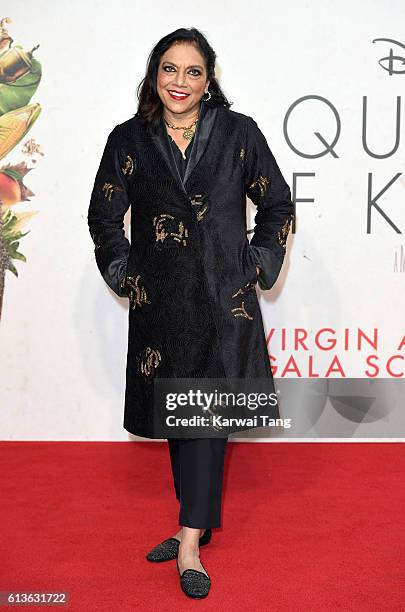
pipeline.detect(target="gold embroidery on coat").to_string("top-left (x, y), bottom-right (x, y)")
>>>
top-left (231, 282), bottom-right (256, 320)
top-left (231, 301), bottom-right (254, 320)
top-left (240, 148), bottom-right (245, 160)
top-left (102, 182), bottom-right (114, 200)
top-left (102, 181), bottom-right (124, 201)
top-left (196, 205), bottom-right (208, 221)
top-left (153, 213), bottom-right (174, 242)
top-left (137, 347), bottom-right (161, 377)
top-left (250, 174), bottom-right (270, 197)
top-left (172, 221), bottom-right (186, 243)
top-left (190, 194), bottom-right (208, 222)
top-left (277, 213), bottom-right (294, 249)
top-left (121, 275), bottom-right (150, 309)
top-left (122, 154), bottom-right (135, 176)
top-left (153, 213), bottom-right (188, 246)
top-left (231, 282), bottom-right (257, 298)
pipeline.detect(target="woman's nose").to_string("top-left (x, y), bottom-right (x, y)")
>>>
top-left (173, 71), bottom-right (187, 86)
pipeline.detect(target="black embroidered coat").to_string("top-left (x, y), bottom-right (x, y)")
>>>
top-left (87, 98), bottom-right (295, 439)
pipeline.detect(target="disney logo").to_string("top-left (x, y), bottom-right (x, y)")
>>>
top-left (373, 38), bottom-right (405, 75)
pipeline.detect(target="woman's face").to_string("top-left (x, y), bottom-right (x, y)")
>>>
top-left (156, 41), bottom-right (210, 117)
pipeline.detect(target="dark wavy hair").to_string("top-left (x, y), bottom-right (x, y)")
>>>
top-left (134, 27), bottom-right (232, 130)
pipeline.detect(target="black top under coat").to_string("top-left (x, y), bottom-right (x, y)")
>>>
top-left (168, 133), bottom-right (194, 181)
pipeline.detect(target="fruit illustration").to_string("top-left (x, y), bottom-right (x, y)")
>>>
top-left (0, 17), bottom-right (42, 320)
top-left (0, 161), bottom-right (34, 208)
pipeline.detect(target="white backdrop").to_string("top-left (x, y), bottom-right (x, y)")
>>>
top-left (0, 0), bottom-right (404, 440)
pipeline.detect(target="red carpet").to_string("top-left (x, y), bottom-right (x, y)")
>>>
top-left (1, 442), bottom-right (404, 610)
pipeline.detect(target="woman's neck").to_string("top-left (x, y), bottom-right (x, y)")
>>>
top-left (163, 105), bottom-right (200, 127)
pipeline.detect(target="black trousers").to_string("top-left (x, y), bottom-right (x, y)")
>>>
top-left (167, 437), bottom-right (228, 529)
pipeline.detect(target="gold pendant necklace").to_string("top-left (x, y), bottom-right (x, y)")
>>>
top-left (164, 113), bottom-right (199, 140)
top-left (182, 127), bottom-right (195, 140)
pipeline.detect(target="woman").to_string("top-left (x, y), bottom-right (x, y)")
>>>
top-left (88, 27), bottom-right (294, 599)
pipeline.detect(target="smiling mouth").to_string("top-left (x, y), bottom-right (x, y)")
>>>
top-left (168, 90), bottom-right (190, 100)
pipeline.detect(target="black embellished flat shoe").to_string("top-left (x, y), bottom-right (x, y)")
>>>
top-left (176, 558), bottom-right (211, 599)
top-left (146, 528), bottom-right (212, 562)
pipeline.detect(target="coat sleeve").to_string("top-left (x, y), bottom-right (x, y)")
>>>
top-left (244, 116), bottom-right (295, 290)
top-left (87, 127), bottom-right (131, 298)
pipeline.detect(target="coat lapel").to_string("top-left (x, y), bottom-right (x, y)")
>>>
top-left (148, 99), bottom-right (218, 195)
top-left (183, 101), bottom-right (217, 185)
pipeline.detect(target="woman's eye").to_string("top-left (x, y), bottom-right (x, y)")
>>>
top-left (162, 66), bottom-right (201, 76)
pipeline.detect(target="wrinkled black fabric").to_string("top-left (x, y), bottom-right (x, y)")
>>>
top-left (87, 98), bottom-right (294, 438)
top-left (249, 244), bottom-right (284, 291)
top-left (168, 437), bottom-right (228, 528)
